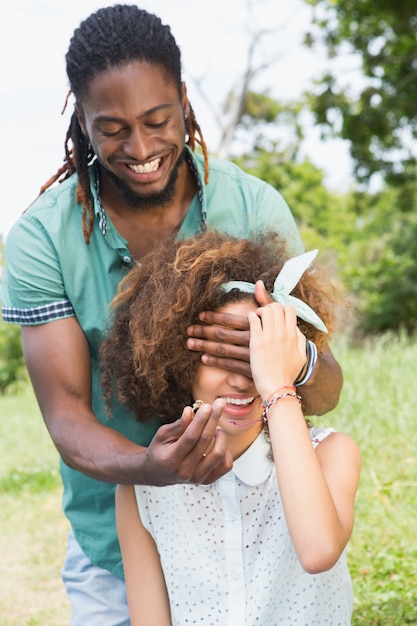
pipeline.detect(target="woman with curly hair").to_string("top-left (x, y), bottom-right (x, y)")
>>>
top-left (101, 231), bottom-right (361, 626)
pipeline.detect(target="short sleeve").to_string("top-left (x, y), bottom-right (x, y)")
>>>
top-left (253, 181), bottom-right (304, 255)
top-left (309, 426), bottom-right (336, 449)
top-left (1, 215), bottom-right (74, 325)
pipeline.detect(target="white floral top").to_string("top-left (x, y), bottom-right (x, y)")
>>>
top-left (134, 427), bottom-right (353, 625)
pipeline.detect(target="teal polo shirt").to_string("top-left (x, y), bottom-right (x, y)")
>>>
top-left (1, 147), bottom-right (303, 577)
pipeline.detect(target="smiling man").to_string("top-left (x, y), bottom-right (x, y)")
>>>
top-left (1, 4), bottom-right (342, 625)
top-left (76, 63), bottom-right (193, 222)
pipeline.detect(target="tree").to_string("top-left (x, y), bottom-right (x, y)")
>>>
top-left (191, 1), bottom-right (417, 335)
top-left (341, 186), bottom-right (417, 335)
top-left (191, 0), bottom-right (308, 159)
top-left (304, 0), bottom-right (417, 200)
top-left (299, 1), bottom-right (417, 334)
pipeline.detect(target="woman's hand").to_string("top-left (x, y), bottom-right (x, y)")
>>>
top-left (248, 303), bottom-right (306, 400)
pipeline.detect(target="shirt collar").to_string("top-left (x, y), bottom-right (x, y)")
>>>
top-left (231, 432), bottom-right (274, 486)
top-left (184, 145), bottom-right (207, 228)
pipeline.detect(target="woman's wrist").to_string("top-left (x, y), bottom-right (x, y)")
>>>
top-left (263, 385), bottom-right (296, 403)
top-left (262, 386), bottom-right (302, 424)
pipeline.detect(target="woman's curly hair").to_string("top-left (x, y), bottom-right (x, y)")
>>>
top-left (100, 231), bottom-right (340, 423)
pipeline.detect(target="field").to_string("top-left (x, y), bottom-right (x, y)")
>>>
top-left (1, 334), bottom-right (416, 625)
top-left (0, 387), bottom-right (70, 626)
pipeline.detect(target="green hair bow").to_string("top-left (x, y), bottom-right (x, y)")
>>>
top-left (222, 249), bottom-right (328, 333)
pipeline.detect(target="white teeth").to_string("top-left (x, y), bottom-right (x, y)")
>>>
top-left (128, 158), bottom-right (161, 173)
top-left (222, 397), bottom-right (255, 406)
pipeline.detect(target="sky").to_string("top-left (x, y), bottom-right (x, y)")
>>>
top-left (0, 0), bottom-right (354, 239)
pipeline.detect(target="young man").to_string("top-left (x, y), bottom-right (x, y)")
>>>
top-left (1, 5), bottom-right (342, 625)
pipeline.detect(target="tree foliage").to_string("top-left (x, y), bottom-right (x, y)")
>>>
top-left (234, 141), bottom-right (417, 336)
top-left (342, 186), bottom-right (417, 335)
top-left (304, 0), bottom-right (417, 198)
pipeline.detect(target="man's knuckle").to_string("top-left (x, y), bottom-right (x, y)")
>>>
top-left (183, 432), bottom-right (198, 448)
top-left (217, 343), bottom-right (229, 355)
top-left (177, 467), bottom-right (192, 483)
top-left (210, 327), bottom-right (225, 340)
top-left (198, 432), bottom-right (213, 449)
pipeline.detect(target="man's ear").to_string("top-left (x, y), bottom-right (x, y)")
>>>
top-left (75, 104), bottom-right (87, 136)
top-left (181, 82), bottom-right (190, 119)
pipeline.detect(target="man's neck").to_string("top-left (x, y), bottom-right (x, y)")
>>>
top-left (97, 159), bottom-right (198, 260)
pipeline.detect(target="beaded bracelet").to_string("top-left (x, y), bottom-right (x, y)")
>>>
top-left (262, 391), bottom-right (302, 424)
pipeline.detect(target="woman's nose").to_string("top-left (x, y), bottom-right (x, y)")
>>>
top-left (226, 371), bottom-right (255, 392)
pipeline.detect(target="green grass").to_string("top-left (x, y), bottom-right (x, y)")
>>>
top-left (0, 386), bottom-right (70, 626)
top-left (315, 333), bottom-right (417, 625)
top-left (1, 334), bottom-right (416, 624)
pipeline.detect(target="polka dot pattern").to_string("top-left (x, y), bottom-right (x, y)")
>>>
top-left (134, 428), bottom-right (353, 625)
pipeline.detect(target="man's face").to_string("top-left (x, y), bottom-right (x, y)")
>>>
top-left (77, 61), bottom-right (188, 209)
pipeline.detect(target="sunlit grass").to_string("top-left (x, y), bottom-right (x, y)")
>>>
top-left (0, 386), bottom-right (70, 626)
top-left (317, 334), bottom-right (417, 625)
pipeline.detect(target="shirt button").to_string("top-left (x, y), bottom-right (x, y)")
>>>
top-left (122, 255), bottom-right (132, 264)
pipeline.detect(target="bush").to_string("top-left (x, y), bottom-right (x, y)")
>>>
top-left (0, 320), bottom-right (26, 393)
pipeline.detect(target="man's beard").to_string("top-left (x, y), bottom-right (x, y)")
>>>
top-left (101, 150), bottom-right (186, 211)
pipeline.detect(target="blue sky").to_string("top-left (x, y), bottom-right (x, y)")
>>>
top-left (1, 0), bottom-right (353, 238)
